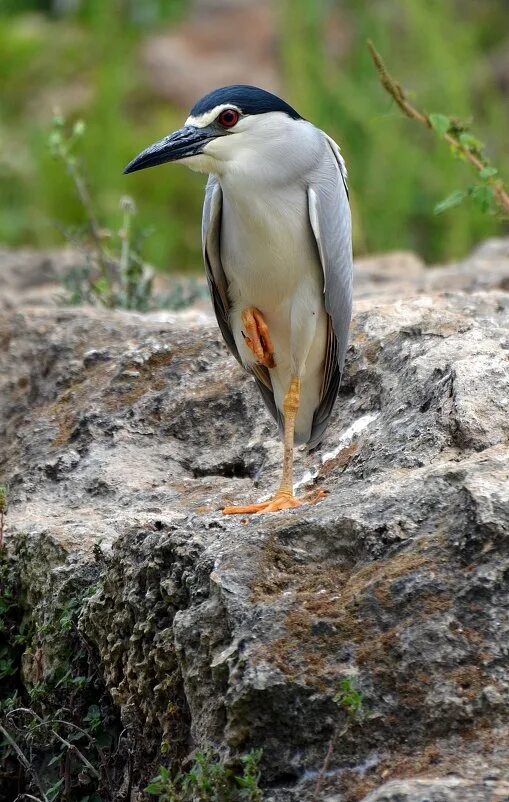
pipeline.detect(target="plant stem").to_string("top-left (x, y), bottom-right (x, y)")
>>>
top-left (66, 161), bottom-right (102, 250)
top-left (312, 724), bottom-right (348, 801)
top-left (367, 40), bottom-right (509, 216)
top-left (0, 724), bottom-right (49, 802)
top-left (120, 203), bottom-right (132, 285)
top-left (0, 486), bottom-right (6, 548)
top-left (14, 795), bottom-right (47, 802)
top-left (8, 709), bottom-right (100, 780)
top-left (51, 719), bottom-right (97, 745)
top-left (62, 156), bottom-right (114, 306)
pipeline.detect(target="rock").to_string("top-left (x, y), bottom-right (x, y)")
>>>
top-left (361, 776), bottom-right (509, 802)
top-left (0, 246), bottom-right (74, 309)
top-left (1, 241), bottom-right (509, 800)
top-left (355, 237), bottom-right (509, 298)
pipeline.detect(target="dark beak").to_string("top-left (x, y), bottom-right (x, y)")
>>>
top-left (123, 125), bottom-right (217, 174)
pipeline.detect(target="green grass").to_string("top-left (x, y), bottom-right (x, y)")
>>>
top-left (0, 0), bottom-right (508, 268)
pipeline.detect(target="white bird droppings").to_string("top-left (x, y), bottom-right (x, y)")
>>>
top-left (296, 411), bottom-right (379, 489)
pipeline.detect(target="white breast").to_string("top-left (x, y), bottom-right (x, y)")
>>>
top-left (220, 181), bottom-right (320, 307)
top-left (218, 177), bottom-right (328, 443)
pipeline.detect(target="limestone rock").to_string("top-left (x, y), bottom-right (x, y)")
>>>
top-left (1, 241), bottom-right (509, 800)
top-left (355, 237), bottom-right (509, 298)
top-left (360, 776), bottom-right (509, 802)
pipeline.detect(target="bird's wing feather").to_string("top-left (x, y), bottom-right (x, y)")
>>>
top-left (202, 176), bottom-right (279, 423)
top-left (307, 134), bottom-right (353, 448)
top-left (202, 176), bottom-right (240, 363)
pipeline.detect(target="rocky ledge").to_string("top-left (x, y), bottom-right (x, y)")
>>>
top-left (0, 240), bottom-right (508, 801)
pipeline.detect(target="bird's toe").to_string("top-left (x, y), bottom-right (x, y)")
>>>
top-left (222, 491), bottom-right (302, 515)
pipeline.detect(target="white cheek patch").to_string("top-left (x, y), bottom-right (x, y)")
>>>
top-left (185, 104), bottom-right (242, 129)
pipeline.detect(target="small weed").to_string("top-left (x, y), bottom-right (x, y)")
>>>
top-left (49, 114), bottom-right (211, 313)
top-left (313, 677), bottom-right (367, 801)
top-left (236, 751), bottom-right (263, 802)
top-left (146, 764), bottom-right (180, 802)
top-left (0, 548), bottom-right (25, 798)
top-left (145, 749), bottom-right (264, 802)
top-left (0, 548), bottom-right (18, 692)
top-left (0, 554), bottom-right (121, 801)
top-left (28, 681), bottom-right (49, 701)
top-left (83, 704), bottom-right (102, 734)
top-left (333, 676), bottom-right (366, 721)
top-left (49, 113), bottom-right (154, 311)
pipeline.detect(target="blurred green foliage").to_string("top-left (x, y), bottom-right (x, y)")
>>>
top-left (282, 0), bottom-right (509, 261)
top-left (0, 0), bottom-right (202, 270)
top-left (0, 0), bottom-right (508, 269)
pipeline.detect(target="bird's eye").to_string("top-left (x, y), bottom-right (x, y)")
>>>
top-left (218, 109), bottom-right (239, 128)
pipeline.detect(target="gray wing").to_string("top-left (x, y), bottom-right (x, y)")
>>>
top-left (307, 134), bottom-right (353, 449)
top-left (202, 175), bottom-right (279, 424)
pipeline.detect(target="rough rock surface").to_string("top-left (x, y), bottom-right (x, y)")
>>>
top-left (1, 241), bottom-right (509, 800)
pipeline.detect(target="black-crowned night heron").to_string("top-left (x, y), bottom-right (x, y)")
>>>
top-left (124, 85), bottom-right (352, 515)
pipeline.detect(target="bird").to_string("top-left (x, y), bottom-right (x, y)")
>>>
top-left (124, 85), bottom-right (352, 515)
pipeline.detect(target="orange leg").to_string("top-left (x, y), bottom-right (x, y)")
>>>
top-left (223, 377), bottom-right (305, 514)
top-left (241, 307), bottom-right (276, 369)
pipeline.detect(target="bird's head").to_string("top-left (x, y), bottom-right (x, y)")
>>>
top-left (124, 85), bottom-right (307, 179)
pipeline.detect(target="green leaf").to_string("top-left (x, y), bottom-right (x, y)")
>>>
top-left (333, 677), bottom-right (366, 721)
top-left (0, 598), bottom-right (12, 614)
top-left (92, 277), bottom-right (110, 298)
top-left (67, 730), bottom-right (85, 743)
top-left (469, 184), bottom-right (495, 212)
top-left (144, 782), bottom-right (163, 795)
top-left (479, 166), bottom-right (498, 179)
top-left (0, 658), bottom-right (16, 679)
top-left (429, 113), bottom-right (450, 137)
top-left (434, 190), bottom-right (467, 215)
top-left (85, 703), bottom-right (101, 720)
top-left (46, 777), bottom-right (64, 801)
top-left (459, 131), bottom-right (483, 151)
top-left (48, 751), bottom-right (65, 767)
top-left (48, 130), bottom-right (63, 151)
top-left (73, 120), bottom-right (86, 138)
top-left (144, 766), bottom-right (171, 795)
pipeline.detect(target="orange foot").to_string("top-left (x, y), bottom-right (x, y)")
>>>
top-left (222, 487), bottom-right (328, 515)
top-left (241, 307), bottom-right (275, 369)
top-left (223, 491), bottom-right (302, 515)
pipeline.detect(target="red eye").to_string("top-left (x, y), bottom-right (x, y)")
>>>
top-left (218, 109), bottom-right (239, 128)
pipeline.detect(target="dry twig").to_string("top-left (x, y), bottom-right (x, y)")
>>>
top-left (0, 724), bottom-right (49, 802)
top-left (8, 708), bottom-right (100, 780)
